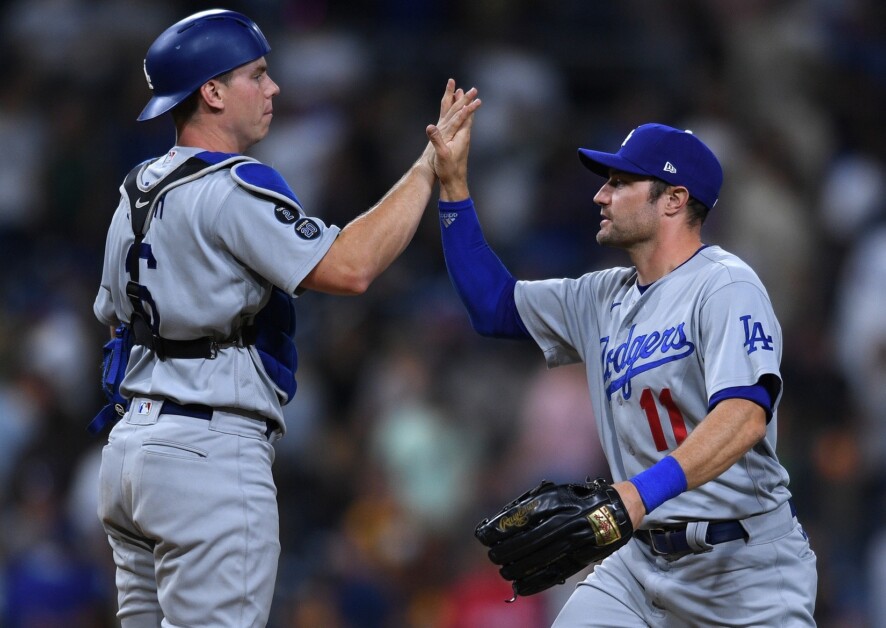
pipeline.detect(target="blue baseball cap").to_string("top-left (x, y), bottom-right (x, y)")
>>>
top-left (578, 123), bottom-right (723, 209)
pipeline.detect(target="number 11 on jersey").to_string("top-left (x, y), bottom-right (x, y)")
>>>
top-left (639, 387), bottom-right (687, 452)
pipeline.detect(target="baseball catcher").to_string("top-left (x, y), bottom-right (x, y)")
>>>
top-left (475, 478), bottom-right (633, 598)
top-left (91, 7), bottom-right (481, 625)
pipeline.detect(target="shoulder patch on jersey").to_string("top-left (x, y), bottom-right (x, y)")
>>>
top-left (274, 205), bottom-right (299, 224)
top-left (294, 217), bottom-right (320, 240)
top-left (231, 162), bottom-right (302, 208)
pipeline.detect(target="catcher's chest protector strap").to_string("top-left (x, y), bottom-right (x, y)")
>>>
top-left (122, 155), bottom-right (255, 360)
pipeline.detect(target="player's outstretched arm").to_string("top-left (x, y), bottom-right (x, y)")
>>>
top-left (431, 84), bottom-right (528, 339)
top-left (301, 80), bottom-right (481, 295)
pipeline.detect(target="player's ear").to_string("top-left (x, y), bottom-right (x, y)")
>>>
top-left (199, 80), bottom-right (226, 113)
top-left (663, 185), bottom-right (690, 217)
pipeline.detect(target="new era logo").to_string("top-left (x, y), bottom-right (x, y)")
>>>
top-left (663, 162), bottom-right (677, 174)
top-left (441, 212), bottom-right (458, 228)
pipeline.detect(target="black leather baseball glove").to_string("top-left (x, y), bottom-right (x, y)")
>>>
top-left (475, 478), bottom-right (633, 598)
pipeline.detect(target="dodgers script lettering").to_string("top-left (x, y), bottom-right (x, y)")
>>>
top-left (601, 322), bottom-right (695, 399)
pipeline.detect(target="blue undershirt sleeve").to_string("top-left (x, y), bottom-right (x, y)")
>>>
top-left (439, 199), bottom-right (529, 339)
top-left (709, 383), bottom-right (774, 422)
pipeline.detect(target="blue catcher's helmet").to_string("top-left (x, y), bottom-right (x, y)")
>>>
top-left (138, 9), bottom-right (271, 121)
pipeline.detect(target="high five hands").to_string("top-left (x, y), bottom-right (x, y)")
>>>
top-left (426, 79), bottom-right (481, 201)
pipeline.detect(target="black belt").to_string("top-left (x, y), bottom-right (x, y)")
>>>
top-left (637, 500), bottom-right (796, 557)
top-left (161, 401), bottom-right (276, 438)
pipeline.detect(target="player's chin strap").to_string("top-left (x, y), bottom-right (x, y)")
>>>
top-left (123, 155), bottom-right (257, 361)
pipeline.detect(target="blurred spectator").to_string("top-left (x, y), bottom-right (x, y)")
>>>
top-left (818, 154), bottom-right (886, 245)
top-left (0, 69), bottom-right (47, 236)
top-left (1, 453), bottom-right (110, 627)
top-left (437, 561), bottom-right (547, 628)
top-left (833, 225), bottom-right (886, 476)
top-left (0, 374), bottom-right (44, 504)
top-left (500, 363), bottom-right (606, 490)
top-left (251, 30), bottom-right (372, 213)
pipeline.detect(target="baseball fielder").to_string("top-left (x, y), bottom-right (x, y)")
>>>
top-left (439, 123), bottom-right (818, 625)
top-left (92, 9), bottom-right (479, 626)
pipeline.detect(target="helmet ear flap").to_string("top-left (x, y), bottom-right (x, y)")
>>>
top-left (137, 9), bottom-right (271, 121)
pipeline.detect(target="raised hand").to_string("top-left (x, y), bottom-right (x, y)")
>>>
top-left (425, 79), bottom-right (481, 201)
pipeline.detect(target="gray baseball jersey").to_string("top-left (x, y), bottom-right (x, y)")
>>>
top-left (515, 245), bottom-right (792, 526)
top-left (94, 146), bottom-right (339, 425)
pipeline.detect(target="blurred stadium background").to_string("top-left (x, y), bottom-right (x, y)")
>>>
top-left (0, 0), bottom-right (884, 626)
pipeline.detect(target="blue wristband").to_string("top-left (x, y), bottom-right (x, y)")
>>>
top-left (629, 456), bottom-right (688, 514)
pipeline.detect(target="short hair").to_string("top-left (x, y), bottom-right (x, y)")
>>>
top-left (170, 69), bottom-right (234, 127)
top-left (648, 178), bottom-right (710, 227)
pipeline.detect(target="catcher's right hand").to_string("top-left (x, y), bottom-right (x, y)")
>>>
top-left (475, 478), bottom-right (633, 598)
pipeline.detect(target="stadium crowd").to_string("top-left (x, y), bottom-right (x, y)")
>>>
top-left (0, 0), bottom-right (884, 626)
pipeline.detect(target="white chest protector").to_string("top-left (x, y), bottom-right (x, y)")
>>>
top-left (122, 154), bottom-right (258, 358)
top-left (92, 148), bottom-right (339, 432)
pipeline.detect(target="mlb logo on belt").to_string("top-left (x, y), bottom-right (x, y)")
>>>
top-left (137, 400), bottom-right (153, 415)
